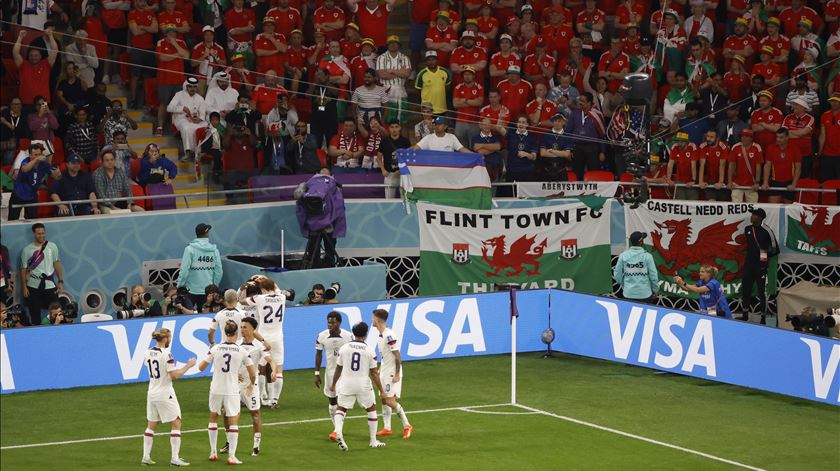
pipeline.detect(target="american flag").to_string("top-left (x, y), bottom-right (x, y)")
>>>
top-left (608, 106), bottom-right (646, 141)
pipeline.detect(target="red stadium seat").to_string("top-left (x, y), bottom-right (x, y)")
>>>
top-left (130, 182), bottom-right (147, 210)
top-left (88, 159), bottom-right (102, 173)
top-left (566, 171), bottom-right (578, 181)
top-left (130, 158), bottom-right (142, 181)
top-left (795, 178), bottom-right (820, 205)
top-left (583, 170), bottom-right (615, 182)
top-left (822, 180), bottom-right (840, 206)
top-left (619, 173), bottom-right (636, 183)
top-left (36, 190), bottom-right (53, 219)
top-left (51, 136), bottom-right (64, 165)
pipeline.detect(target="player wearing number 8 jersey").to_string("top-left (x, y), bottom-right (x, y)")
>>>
top-left (330, 322), bottom-right (387, 451)
top-left (242, 277), bottom-right (287, 408)
top-left (198, 320), bottom-right (256, 465)
top-left (314, 311), bottom-right (354, 441)
top-left (372, 309), bottom-right (413, 439)
top-left (141, 328), bottom-right (196, 467)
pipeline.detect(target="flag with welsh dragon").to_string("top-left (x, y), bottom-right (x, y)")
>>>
top-left (784, 205), bottom-right (840, 257)
top-left (417, 201), bottom-right (613, 296)
top-left (624, 201), bottom-right (780, 299)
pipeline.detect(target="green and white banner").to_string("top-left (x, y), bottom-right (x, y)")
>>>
top-left (516, 181), bottom-right (621, 199)
top-left (625, 201), bottom-right (781, 299)
top-left (784, 204), bottom-right (840, 257)
top-left (417, 201), bottom-right (613, 296)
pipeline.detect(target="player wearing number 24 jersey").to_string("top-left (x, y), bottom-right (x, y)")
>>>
top-left (242, 278), bottom-right (287, 408)
top-left (314, 311), bottom-right (354, 441)
top-left (198, 320), bottom-right (257, 465)
top-left (330, 322), bottom-right (387, 452)
top-left (141, 328), bottom-right (195, 467)
top-left (372, 309), bottom-right (413, 439)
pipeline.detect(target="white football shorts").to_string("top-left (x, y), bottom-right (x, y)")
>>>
top-left (147, 396), bottom-right (181, 423)
top-left (240, 383), bottom-right (260, 412)
top-left (380, 370), bottom-right (403, 398)
top-left (337, 389), bottom-right (376, 410)
top-left (209, 393), bottom-right (241, 417)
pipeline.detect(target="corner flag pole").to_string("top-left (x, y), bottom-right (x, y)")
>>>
top-left (510, 288), bottom-right (519, 405)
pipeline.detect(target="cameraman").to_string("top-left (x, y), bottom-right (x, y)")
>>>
top-left (162, 286), bottom-right (197, 316)
top-left (303, 283), bottom-right (339, 305)
top-left (1, 301), bottom-right (25, 329)
top-left (200, 284), bottom-right (225, 314)
top-left (125, 284), bottom-right (163, 317)
top-left (41, 301), bottom-right (72, 326)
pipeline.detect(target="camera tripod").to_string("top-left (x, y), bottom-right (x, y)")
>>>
top-left (301, 229), bottom-right (338, 270)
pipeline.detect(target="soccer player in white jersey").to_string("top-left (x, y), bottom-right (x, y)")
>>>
top-left (314, 311), bottom-right (354, 441)
top-left (241, 277), bottom-right (286, 408)
top-left (208, 289), bottom-right (246, 344)
top-left (372, 308), bottom-right (414, 439)
top-left (330, 322), bottom-right (387, 451)
top-left (141, 328), bottom-right (196, 466)
top-left (198, 320), bottom-right (256, 465)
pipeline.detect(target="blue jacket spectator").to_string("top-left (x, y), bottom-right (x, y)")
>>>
top-left (9, 143), bottom-right (59, 221)
top-left (614, 232), bottom-right (659, 301)
top-left (505, 117), bottom-right (539, 181)
top-left (675, 265), bottom-right (733, 319)
top-left (138, 143), bottom-right (178, 187)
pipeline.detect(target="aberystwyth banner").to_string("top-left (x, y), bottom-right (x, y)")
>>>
top-left (516, 181), bottom-right (621, 198)
top-left (625, 201), bottom-right (780, 299)
top-left (417, 201), bottom-right (613, 295)
top-left (784, 204), bottom-right (840, 258)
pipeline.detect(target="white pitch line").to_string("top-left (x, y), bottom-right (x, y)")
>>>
top-left (459, 408), bottom-right (540, 416)
top-left (514, 404), bottom-right (767, 471)
top-left (0, 403), bottom-right (512, 450)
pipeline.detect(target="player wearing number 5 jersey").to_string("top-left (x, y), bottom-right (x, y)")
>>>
top-left (141, 328), bottom-right (196, 467)
top-left (372, 309), bottom-right (413, 439)
top-left (198, 320), bottom-right (256, 466)
top-left (330, 322), bottom-right (387, 451)
top-left (242, 278), bottom-right (287, 408)
top-left (314, 311), bottom-right (354, 441)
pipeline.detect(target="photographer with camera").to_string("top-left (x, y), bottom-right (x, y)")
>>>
top-left (41, 301), bottom-right (73, 326)
top-left (162, 286), bottom-right (197, 316)
top-left (201, 284), bottom-right (226, 314)
top-left (1, 301), bottom-right (26, 329)
top-left (125, 284), bottom-right (163, 317)
top-left (303, 283), bottom-right (341, 305)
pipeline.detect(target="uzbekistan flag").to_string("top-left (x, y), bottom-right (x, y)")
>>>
top-left (397, 149), bottom-right (492, 210)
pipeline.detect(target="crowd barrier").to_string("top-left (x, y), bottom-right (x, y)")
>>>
top-left (2, 290), bottom-right (837, 407)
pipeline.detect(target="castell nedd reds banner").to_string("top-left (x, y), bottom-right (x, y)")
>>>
top-left (417, 201), bottom-right (613, 295)
top-left (624, 201), bottom-right (781, 299)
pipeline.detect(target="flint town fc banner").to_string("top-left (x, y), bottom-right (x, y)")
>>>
top-left (784, 204), bottom-right (840, 258)
top-left (625, 201), bottom-right (780, 299)
top-left (417, 201), bottom-right (613, 295)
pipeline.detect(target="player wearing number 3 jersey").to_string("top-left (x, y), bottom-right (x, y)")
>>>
top-left (242, 278), bottom-right (287, 408)
top-left (330, 322), bottom-right (387, 452)
top-left (141, 328), bottom-right (195, 467)
top-left (198, 320), bottom-right (256, 465)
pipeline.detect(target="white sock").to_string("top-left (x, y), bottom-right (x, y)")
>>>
top-left (227, 425), bottom-right (239, 459)
top-left (142, 428), bottom-right (154, 459)
top-left (395, 404), bottom-right (411, 427)
top-left (334, 410), bottom-right (346, 438)
top-left (170, 430), bottom-right (181, 460)
top-left (208, 423), bottom-right (218, 454)
top-left (367, 411), bottom-right (378, 443)
top-left (329, 404), bottom-right (338, 428)
top-left (253, 432), bottom-right (261, 450)
top-left (258, 376), bottom-right (267, 398)
top-left (382, 405), bottom-right (392, 430)
top-left (271, 376), bottom-right (284, 402)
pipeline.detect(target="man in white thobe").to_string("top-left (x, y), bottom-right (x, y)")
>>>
top-left (205, 71), bottom-right (239, 123)
top-left (166, 77), bottom-right (207, 159)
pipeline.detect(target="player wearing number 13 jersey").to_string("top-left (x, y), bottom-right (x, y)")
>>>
top-left (198, 320), bottom-right (256, 465)
top-left (372, 309), bottom-right (413, 439)
top-left (141, 328), bottom-right (195, 467)
top-left (330, 322), bottom-right (387, 451)
top-left (314, 311), bottom-right (354, 441)
top-left (242, 277), bottom-right (287, 408)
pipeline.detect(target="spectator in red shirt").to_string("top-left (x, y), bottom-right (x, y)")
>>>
top-left (489, 34), bottom-right (521, 90)
top-left (12, 30), bottom-right (58, 108)
top-left (752, 45), bottom-right (781, 87)
top-left (598, 37), bottom-right (631, 94)
top-left (523, 36), bottom-right (555, 88)
top-left (497, 66), bottom-right (534, 120)
top-left (762, 127), bottom-right (801, 203)
top-left (222, 123), bottom-right (258, 198)
top-left (698, 129), bottom-right (730, 201)
top-left (779, 0), bottom-right (822, 37)
top-left (429, 0), bottom-right (461, 30)
top-left (819, 94), bottom-right (840, 182)
top-left (102, 0), bottom-right (131, 84)
top-left (425, 11), bottom-right (458, 68)
top-left (450, 31), bottom-right (488, 86)
top-left (191, 26), bottom-right (227, 94)
top-left (783, 98), bottom-right (816, 178)
top-left (128, 0), bottom-right (159, 108)
top-left (723, 55), bottom-right (750, 104)
top-left (154, 25), bottom-right (190, 136)
top-left (313, 0), bottom-right (346, 42)
top-left (750, 90), bottom-right (783, 151)
top-left (453, 67), bottom-right (485, 147)
top-left (727, 128), bottom-right (764, 203)
top-left (224, 0), bottom-right (257, 60)
top-left (227, 53), bottom-right (255, 94)
top-left (252, 72), bottom-right (288, 116)
top-left (477, 2), bottom-right (501, 41)
top-left (410, 0), bottom-right (438, 70)
top-left (667, 132), bottom-right (700, 200)
top-left (722, 18), bottom-right (758, 70)
top-left (157, 0), bottom-right (190, 41)
top-left (254, 18), bottom-right (288, 78)
top-left (266, 0), bottom-right (303, 35)
top-left (542, 7), bottom-right (575, 56)
top-left (557, 38), bottom-right (594, 96)
top-left (340, 24), bottom-right (363, 60)
top-left (576, 0), bottom-right (606, 60)
top-left (349, 0), bottom-right (396, 48)
top-left (526, 82), bottom-right (558, 129)
top-left (760, 17), bottom-right (791, 75)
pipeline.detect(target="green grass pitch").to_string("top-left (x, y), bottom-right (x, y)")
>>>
top-left (2, 353), bottom-right (838, 470)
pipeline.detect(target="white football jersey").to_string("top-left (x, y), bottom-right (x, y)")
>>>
top-left (248, 293), bottom-right (286, 338)
top-left (377, 328), bottom-right (400, 375)
top-left (144, 347), bottom-right (176, 401)
top-left (205, 342), bottom-right (253, 395)
top-left (316, 329), bottom-right (353, 376)
top-left (237, 338), bottom-right (269, 387)
top-left (336, 340), bottom-right (377, 394)
top-left (211, 307), bottom-right (245, 340)
top-left (237, 302), bottom-right (258, 323)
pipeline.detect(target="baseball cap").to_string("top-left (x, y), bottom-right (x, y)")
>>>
top-left (749, 208), bottom-right (766, 219)
top-left (506, 16), bottom-right (519, 26)
top-left (767, 17), bottom-right (781, 27)
top-left (262, 16), bottom-right (275, 24)
top-left (361, 38), bottom-right (375, 47)
top-left (799, 18), bottom-right (813, 29)
top-left (790, 97), bottom-right (809, 109)
top-left (757, 90), bottom-right (774, 100)
top-left (461, 30), bottom-right (476, 38)
top-left (290, 29), bottom-right (303, 36)
top-left (733, 54), bottom-right (746, 64)
top-left (520, 4), bottom-right (533, 12)
top-left (499, 33), bottom-right (513, 43)
top-left (761, 45), bottom-right (775, 55)
top-left (437, 10), bottom-right (452, 22)
top-left (673, 132), bottom-right (689, 142)
top-left (67, 153), bottom-right (82, 163)
top-left (387, 35), bottom-right (400, 45)
top-left (629, 231), bottom-right (647, 245)
top-left (550, 111), bottom-right (567, 122)
top-left (195, 223), bottom-right (212, 237)
top-left (734, 17), bottom-right (749, 27)
top-left (627, 23), bottom-right (639, 31)
top-left (462, 65), bottom-right (476, 75)
top-left (202, 25), bottom-right (215, 33)
top-left (507, 65), bottom-right (522, 75)
top-left (425, 50), bottom-right (438, 58)
top-left (432, 115), bottom-right (447, 125)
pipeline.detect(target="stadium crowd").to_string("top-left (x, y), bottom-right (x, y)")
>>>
top-left (2, 0), bottom-right (840, 220)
